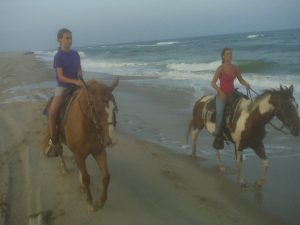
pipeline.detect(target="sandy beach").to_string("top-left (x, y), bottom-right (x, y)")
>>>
top-left (0, 53), bottom-right (291, 225)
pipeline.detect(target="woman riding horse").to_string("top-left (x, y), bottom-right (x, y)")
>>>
top-left (187, 85), bottom-right (299, 189)
top-left (211, 48), bottom-right (250, 149)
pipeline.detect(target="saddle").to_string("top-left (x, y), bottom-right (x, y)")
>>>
top-left (43, 88), bottom-right (79, 123)
top-left (224, 91), bottom-right (248, 125)
top-left (203, 90), bottom-right (248, 126)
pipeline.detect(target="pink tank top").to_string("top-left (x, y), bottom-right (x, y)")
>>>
top-left (220, 72), bottom-right (236, 95)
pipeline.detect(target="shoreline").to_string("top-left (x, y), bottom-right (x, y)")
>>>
top-left (0, 52), bottom-right (293, 225)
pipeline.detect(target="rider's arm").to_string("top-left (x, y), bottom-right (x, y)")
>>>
top-left (211, 66), bottom-right (226, 100)
top-left (211, 66), bottom-right (222, 93)
top-left (236, 66), bottom-right (250, 90)
top-left (56, 67), bottom-right (81, 87)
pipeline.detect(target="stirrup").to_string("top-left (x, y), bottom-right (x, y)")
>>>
top-left (213, 135), bottom-right (224, 149)
top-left (44, 139), bottom-right (60, 157)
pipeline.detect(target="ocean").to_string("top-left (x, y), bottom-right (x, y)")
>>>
top-left (32, 28), bottom-right (300, 224)
top-left (35, 28), bottom-right (300, 98)
top-left (33, 28), bottom-right (300, 159)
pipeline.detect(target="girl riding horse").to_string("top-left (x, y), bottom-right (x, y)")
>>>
top-left (211, 48), bottom-right (250, 149)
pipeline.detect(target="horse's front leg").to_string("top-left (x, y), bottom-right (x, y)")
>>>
top-left (236, 148), bottom-right (248, 188)
top-left (254, 159), bottom-right (269, 189)
top-left (252, 143), bottom-right (269, 190)
top-left (74, 155), bottom-right (94, 211)
top-left (93, 150), bottom-right (110, 209)
top-left (215, 149), bottom-right (225, 172)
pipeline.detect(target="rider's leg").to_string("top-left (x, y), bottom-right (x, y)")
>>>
top-left (215, 95), bottom-right (225, 135)
top-left (48, 95), bottom-right (64, 141)
top-left (213, 95), bottom-right (226, 149)
top-left (45, 87), bottom-right (66, 156)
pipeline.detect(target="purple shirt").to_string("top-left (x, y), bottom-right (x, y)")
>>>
top-left (53, 49), bottom-right (81, 88)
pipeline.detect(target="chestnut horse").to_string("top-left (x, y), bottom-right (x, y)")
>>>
top-left (43, 79), bottom-right (118, 210)
top-left (187, 85), bottom-right (299, 189)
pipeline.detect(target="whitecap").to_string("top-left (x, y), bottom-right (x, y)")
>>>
top-left (247, 34), bottom-right (264, 39)
top-left (155, 41), bottom-right (180, 46)
top-left (167, 61), bottom-right (220, 72)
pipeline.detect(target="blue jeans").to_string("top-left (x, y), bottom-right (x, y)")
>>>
top-left (215, 95), bottom-right (227, 135)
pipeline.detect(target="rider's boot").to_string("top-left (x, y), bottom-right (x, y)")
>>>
top-left (213, 132), bottom-right (224, 149)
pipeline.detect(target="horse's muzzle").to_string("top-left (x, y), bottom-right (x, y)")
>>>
top-left (291, 128), bottom-right (299, 136)
top-left (106, 139), bottom-right (117, 148)
top-left (105, 135), bottom-right (117, 147)
top-left (290, 120), bottom-right (300, 136)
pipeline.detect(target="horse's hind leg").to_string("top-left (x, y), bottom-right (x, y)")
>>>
top-left (191, 128), bottom-right (200, 158)
top-left (252, 143), bottom-right (269, 189)
top-left (215, 149), bottom-right (225, 172)
top-left (235, 148), bottom-right (248, 188)
top-left (74, 155), bottom-right (94, 210)
top-left (93, 150), bottom-right (110, 208)
top-left (57, 144), bottom-right (67, 174)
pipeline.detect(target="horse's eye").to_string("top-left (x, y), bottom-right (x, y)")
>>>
top-left (286, 104), bottom-right (297, 112)
top-left (285, 104), bottom-right (292, 109)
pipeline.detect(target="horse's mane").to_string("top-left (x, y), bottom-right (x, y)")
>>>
top-left (254, 88), bottom-right (279, 101)
top-left (248, 87), bottom-right (292, 111)
top-left (84, 80), bottom-right (116, 114)
top-left (257, 86), bottom-right (292, 100)
top-left (86, 80), bottom-right (108, 93)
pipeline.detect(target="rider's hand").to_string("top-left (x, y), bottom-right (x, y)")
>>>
top-left (245, 83), bottom-right (251, 90)
top-left (74, 80), bottom-right (82, 87)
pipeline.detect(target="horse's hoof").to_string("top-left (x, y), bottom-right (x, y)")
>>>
top-left (97, 200), bottom-right (105, 209)
top-left (191, 154), bottom-right (196, 159)
top-left (92, 198), bottom-right (105, 210)
top-left (240, 182), bottom-right (249, 188)
top-left (97, 196), bottom-right (107, 208)
top-left (61, 169), bottom-right (68, 175)
top-left (87, 202), bottom-right (96, 212)
top-left (219, 165), bottom-right (226, 173)
top-left (254, 180), bottom-right (263, 190)
top-left (61, 166), bottom-right (68, 175)
top-left (0, 202), bottom-right (9, 223)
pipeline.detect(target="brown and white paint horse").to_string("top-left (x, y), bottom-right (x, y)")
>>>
top-left (43, 79), bottom-right (118, 210)
top-left (187, 85), bottom-right (299, 189)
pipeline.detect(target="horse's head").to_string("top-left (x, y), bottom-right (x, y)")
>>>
top-left (87, 79), bottom-right (119, 147)
top-left (276, 85), bottom-right (299, 136)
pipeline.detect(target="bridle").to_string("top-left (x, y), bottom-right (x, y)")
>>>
top-left (78, 77), bottom-right (117, 146)
top-left (247, 88), bottom-right (297, 135)
top-left (274, 96), bottom-right (298, 131)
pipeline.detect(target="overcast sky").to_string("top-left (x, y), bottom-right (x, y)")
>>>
top-left (0, 0), bottom-right (299, 52)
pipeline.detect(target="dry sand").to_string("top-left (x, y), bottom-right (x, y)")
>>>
top-left (0, 53), bottom-right (288, 225)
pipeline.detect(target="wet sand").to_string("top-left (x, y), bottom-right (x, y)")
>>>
top-left (0, 53), bottom-right (290, 225)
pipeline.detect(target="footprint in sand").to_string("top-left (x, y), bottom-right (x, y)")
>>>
top-left (160, 168), bottom-right (186, 189)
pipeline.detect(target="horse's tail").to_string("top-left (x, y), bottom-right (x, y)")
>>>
top-left (186, 120), bottom-right (193, 144)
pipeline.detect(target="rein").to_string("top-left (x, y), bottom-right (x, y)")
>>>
top-left (247, 88), bottom-right (288, 135)
top-left (79, 76), bottom-right (105, 145)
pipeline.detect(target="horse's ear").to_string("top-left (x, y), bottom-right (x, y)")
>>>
top-left (289, 85), bottom-right (294, 93)
top-left (280, 85), bottom-right (283, 92)
top-left (110, 78), bottom-right (119, 91)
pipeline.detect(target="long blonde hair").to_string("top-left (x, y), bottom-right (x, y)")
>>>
top-left (57, 28), bottom-right (72, 50)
